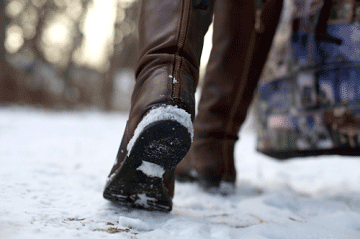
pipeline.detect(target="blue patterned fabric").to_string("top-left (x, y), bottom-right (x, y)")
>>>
top-left (256, 0), bottom-right (360, 159)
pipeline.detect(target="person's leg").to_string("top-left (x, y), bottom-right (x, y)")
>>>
top-left (103, 0), bottom-right (214, 211)
top-left (175, 0), bottom-right (283, 190)
top-left (175, 0), bottom-right (256, 186)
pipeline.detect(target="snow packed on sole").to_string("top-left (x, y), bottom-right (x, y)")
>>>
top-left (103, 120), bottom-right (191, 212)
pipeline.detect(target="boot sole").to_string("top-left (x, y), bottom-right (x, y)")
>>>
top-left (103, 120), bottom-right (191, 212)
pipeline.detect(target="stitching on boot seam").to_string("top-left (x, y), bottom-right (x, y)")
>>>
top-left (172, 0), bottom-right (191, 100)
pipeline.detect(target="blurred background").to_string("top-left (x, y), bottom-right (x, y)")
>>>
top-left (0, 0), bottom-right (291, 112)
top-left (0, 0), bottom-right (140, 111)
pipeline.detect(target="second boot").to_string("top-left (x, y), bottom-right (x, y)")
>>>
top-left (175, 0), bottom-right (284, 190)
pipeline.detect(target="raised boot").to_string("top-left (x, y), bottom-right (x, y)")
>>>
top-left (175, 0), bottom-right (284, 191)
top-left (103, 0), bottom-right (214, 211)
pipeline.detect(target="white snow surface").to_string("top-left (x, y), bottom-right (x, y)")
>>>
top-left (127, 105), bottom-right (193, 155)
top-left (1, 107), bottom-right (360, 239)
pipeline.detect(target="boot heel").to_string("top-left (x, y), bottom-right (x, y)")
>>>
top-left (129, 120), bottom-right (192, 170)
top-left (103, 106), bottom-right (192, 211)
top-left (127, 105), bottom-right (193, 170)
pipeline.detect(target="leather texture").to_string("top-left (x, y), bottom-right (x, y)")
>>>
top-left (176, 0), bottom-right (284, 188)
top-left (107, 0), bottom-right (214, 198)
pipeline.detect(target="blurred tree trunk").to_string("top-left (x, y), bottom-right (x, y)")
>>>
top-left (0, 0), bottom-right (17, 103)
top-left (31, 1), bottom-right (54, 64)
top-left (105, 1), bottom-right (139, 111)
top-left (102, 71), bottom-right (114, 111)
top-left (61, 0), bottom-right (91, 107)
top-left (0, 0), bottom-right (9, 102)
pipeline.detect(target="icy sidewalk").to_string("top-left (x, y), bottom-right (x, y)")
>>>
top-left (0, 107), bottom-right (360, 239)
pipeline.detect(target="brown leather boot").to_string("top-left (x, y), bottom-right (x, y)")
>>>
top-left (175, 0), bottom-right (283, 192)
top-left (103, 0), bottom-right (214, 211)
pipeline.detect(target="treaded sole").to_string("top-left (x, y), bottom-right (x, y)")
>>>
top-left (103, 120), bottom-right (191, 212)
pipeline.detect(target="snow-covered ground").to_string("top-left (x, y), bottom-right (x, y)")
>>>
top-left (1, 107), bottom-right (360, 239)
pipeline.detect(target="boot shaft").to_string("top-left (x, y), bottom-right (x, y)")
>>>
top-left (195, 0), bottom-right (283, 140)
top-left (107, 0), bottom-right (215, 204)
top-left (134, 0), bottom-right (214, 117)
top-left (175, 0), bottom-right (284, 187)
